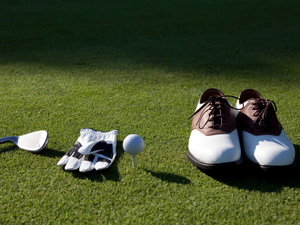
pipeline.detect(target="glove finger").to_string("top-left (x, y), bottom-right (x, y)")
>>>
top-left (57, 142), bottom-right (82, 166)
top-left (95, 154), bottom-right (113, 170)
top-left (95, 142), bottom-right (115, 170)
top-left (79, 154), bottom-right (96, 173)
top-left (65, 156), bottom-right (83, 170)
top-left (64, 149), bottom-right (84, 171)
top-left (57, 155), bottom-right (70, 166)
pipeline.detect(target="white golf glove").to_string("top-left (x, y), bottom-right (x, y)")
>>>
top-left (57, 128), bottom-right (118, 172)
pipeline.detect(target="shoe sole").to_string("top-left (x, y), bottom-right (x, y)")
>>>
top-left (246, 157), bottom-right (297, 174)
top-left (187, 150), bottom-right (244, 171)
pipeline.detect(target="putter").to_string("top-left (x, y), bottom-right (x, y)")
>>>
top-left (0, 130), bottom-right (49, 152)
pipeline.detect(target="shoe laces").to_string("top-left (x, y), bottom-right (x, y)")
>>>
top-left (252, 99), bottom-right (277, 128)
top-left (189, 95), bottom-right (242, 129)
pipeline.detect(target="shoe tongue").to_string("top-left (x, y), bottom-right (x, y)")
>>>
top-left (200, 89), bottom-right (224, 103)
top-left (239, 89), bottom-right (263, 103)
top-left (246, 97), bottom-right (263, 105)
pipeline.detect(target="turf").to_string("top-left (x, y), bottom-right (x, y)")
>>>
top-left (1, 0), bottom-right (300, 224)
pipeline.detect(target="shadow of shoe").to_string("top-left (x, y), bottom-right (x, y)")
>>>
top-left (202, 145), bottom-right (300, 192)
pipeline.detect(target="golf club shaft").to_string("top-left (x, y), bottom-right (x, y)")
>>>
top-left (0, 136), bottom-right (14, 144)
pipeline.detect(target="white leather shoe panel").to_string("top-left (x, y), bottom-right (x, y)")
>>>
top-left (189, 129), bottom-right (241, 164)
top-left (242, 130), bottom-right (295, 166)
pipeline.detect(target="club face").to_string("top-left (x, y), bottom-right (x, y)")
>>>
top-left (17, 130), bottom-right (49, 152)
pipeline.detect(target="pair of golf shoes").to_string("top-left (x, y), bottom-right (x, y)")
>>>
top-left (188, 88), bottom-right (296, 172)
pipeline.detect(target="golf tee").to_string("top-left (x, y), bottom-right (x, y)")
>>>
top-left (131, 155), bottom-right (137, 167)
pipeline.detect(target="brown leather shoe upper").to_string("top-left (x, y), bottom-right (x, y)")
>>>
top-left (189, 89), bottom-right (236, 136)
top-left (236, 89), bottom-right (282, 136)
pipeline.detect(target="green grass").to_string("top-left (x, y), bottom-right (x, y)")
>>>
top-left (1, 0), bottom-right (300, 224)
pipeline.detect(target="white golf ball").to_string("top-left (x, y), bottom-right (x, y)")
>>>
top-left (123, 134), bottom-right (144, 156)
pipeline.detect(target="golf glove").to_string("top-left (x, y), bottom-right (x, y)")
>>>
top-left (57, 128), bottom-right (118, 172)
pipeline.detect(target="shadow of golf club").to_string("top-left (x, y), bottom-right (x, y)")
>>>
top-left (144, 169), bottom-right (191, 184)
top-left (0, 145), bottom-right (17, 154)
top-left (38, 147), bottom-right (64, 158)
top-left (0, 144), bottom-right (59, 156)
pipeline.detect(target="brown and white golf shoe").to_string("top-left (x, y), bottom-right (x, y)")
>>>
top-left (235, 89), bottom-right (296, 172)
top-left (188, 88), bottom-right (243, 170)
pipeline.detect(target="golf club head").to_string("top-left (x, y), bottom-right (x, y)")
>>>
top-left (17, 130), bottom-right (49, 152)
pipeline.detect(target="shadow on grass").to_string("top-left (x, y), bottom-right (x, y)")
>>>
top-left (0, 145), bottom-right (61, 157)
top-left (69, 140), bottom-right (124, 182)
top-left (144, 169), bottom-right (191, 184)
top-left (0, 145), bottom-right (17, 154)
top-left (203, 144), bottom-right (300, 193)
top-left (1, 0), bottom-right (300, 78)
top-left (38, 147), bottom-right (64, 158)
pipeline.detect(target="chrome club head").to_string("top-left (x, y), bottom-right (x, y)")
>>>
top-left (0, 130), bottom-right (49, 152)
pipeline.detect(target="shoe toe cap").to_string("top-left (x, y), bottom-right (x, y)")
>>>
top-left (189, 129), bottom-right (241, 164)
top-left (243, 130), bottom-right (295, 166)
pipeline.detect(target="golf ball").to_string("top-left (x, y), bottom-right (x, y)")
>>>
top-left (123, 134), bottom-right (144, 155)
